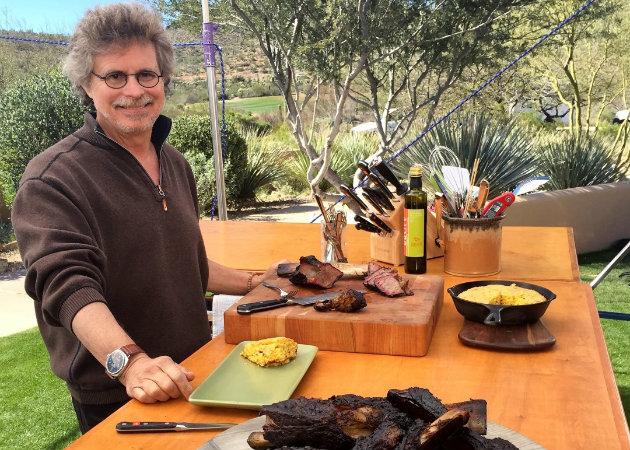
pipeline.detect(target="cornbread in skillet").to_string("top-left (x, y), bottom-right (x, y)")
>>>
top-left (241, 337), bottom-right (298, 367)
top-left (459, 283), bottom-right (546, 306)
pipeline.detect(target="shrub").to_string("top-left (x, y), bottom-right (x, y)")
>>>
top-left (536, 133), bottom-right (629, 190)
top-left (0, 68), bottom-right (88, 206)
top-left (168, 113), bottom-right (248, 214)
top-left (393, 113), bottom-right (539, 198)
top-left (284, 130), bottom-right (377, 192)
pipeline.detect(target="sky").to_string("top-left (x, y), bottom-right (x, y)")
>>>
top-left (0, 0), bottom-right (135, 35)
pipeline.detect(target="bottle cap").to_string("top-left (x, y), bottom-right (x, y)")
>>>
top-left (409, 164), bottom-right (423, 176)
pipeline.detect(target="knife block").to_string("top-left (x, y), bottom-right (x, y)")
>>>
top-left (369, 195), bottom-right (443, 266)
top-left (370, 195), bottom-right (405, 265)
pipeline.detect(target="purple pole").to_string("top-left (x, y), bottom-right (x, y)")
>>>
top-left (203, 22), bottom-right (219, 67)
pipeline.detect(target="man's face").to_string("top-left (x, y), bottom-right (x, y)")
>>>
top-left (83, 41), bottom-right (165, 141)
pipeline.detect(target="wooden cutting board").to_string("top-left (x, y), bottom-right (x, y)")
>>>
top-left (223, 275), bottom-right (443, 357)
top-left (458, 319), bottom-right (556, 351)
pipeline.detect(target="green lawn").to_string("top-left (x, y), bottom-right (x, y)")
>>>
top-left (223, 95), bottom-right (285, 114)
top-left (1, 245), bottom-right (628, 450)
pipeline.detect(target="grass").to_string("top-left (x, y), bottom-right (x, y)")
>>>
top-left (0, 328), bottom-right (80, 450)
top-left (0, 245), bottom-right (628, 450)
top-left (577, 243), bottom-right (630, 420)
top-left (223, 95), bottom-right (284, 114)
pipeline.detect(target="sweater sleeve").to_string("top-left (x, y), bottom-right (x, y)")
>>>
top-left (12, 177), bottom-right (108, 331)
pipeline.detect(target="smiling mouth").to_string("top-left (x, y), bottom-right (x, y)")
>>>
top-left (114, 95), bottom-right (154, 109)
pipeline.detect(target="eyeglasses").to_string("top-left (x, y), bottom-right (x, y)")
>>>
top-left (91, 70), bottom-right (163, 89)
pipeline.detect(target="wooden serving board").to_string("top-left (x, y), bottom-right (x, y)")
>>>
top-left (458, 319), bottom-right (556, 351)
top-left (223, 275), bottom-right (443, 357)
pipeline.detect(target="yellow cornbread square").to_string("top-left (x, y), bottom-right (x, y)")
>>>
top-left (240, 337), bottom-right (298, 367)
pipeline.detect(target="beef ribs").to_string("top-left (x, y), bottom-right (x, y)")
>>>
top-left (387, 387), bottom-right (448, 422)
top-left (314, 289), bottom-right (367, 312)
top-left (289, 255), bottom-right (343, 289)
top-left (248, 387), bottom-right (518, 450)
top-left (363, 262), bottom-right (413, 297)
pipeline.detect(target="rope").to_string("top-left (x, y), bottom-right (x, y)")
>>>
top-left (309, 0), bottom-right (597, 223)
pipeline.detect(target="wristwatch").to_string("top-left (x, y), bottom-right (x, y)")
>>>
top-left (105, 344), bottom-right (145, 380)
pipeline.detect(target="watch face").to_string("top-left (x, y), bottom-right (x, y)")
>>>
top-left (106, 349), bottom-right (128, 376)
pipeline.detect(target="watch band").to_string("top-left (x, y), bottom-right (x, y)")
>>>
top-left (119, 344), bottom-right (144, 358)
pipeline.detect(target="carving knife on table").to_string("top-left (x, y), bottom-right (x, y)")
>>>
top-left (237, 290), bottom-right (366, 314)
top-left (116, 422), bottom-right (236, 432)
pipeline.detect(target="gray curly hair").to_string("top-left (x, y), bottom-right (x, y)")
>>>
top-left (62, 2), bottom-right (174, 106)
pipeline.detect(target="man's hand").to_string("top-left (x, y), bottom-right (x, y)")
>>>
top-left (118, 354), bottom-right (195, 403)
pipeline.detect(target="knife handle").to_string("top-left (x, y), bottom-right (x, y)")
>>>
top-left (237, 298), bottom-right (289, 314)
top-left (339, 184), bottom-right (369, 212)
top-left (116, 422), bottom-right (178, 432)
top-left (357, 160), bottom-right (371, 177)
top-left (361, 192), bottom-right (387, 216)
top-left (371, 158), bottom-right (408, 195)
top-left (354, 215), bottom-right (382, 233)
top-left (369, 213), bottom-right (393, 234)
top-left (367, 173), bottom-right (396, 200)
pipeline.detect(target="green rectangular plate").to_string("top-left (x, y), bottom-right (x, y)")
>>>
top-left (189, 341), bottom-right (318, 410)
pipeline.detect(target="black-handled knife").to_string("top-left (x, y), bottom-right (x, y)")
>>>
top-left (116, 422), bottom-right (236, 433)
top-left (364, 187), bottom-right (395, 211)
top-left (369, 213), bottom-right (393, 234)
top-left (361, 191), bottom-right (388, 216)
top-left (354, 215), bottom-right (382, 234)
top-left (358, 160), bottom-right (395, 200)
top-left (339, 184), bottom-right (369, 212)
top-left (371, 158), bottom-right (408, 195)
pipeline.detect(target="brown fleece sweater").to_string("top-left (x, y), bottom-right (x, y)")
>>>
top-left (11, 113), bottom-right (210, 404)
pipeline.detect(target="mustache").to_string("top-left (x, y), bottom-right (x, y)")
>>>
top-left (113, 94), bottom-right (154, 108)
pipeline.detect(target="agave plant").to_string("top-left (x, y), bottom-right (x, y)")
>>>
top-left (536, 133), bottom-right (629, 190)
top-left (235, 125), bottom-right (288, 202)
top-left (391, 113), bottom-right (539, 198)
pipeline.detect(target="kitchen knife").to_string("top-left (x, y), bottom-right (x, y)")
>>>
top-left (364, 186), bottom-right (395, 211)
top-left (358, 160), bottom-right (395, 200)
top-left (354, 215), bottom-right (383, 234)
top-left (236, 290), bottom-right (366, 314)
top-left (339, 184), bottom-right (369, 212)
top-left (371, 158), bottom-right (408, 195)
top-left (367, 173), bottom-right (396, 200)
top-left (116, 422), bottom-right (236, 433)
top-left (361, 190), bottom-right (388, 216)
top-left (369, 213), bottom-right (393, 234)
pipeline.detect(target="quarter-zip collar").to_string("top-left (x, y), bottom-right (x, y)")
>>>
top-left (76, 112), bottom-right (173, 210)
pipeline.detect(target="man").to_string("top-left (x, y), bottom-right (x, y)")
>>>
top-left (11, 2), bottom-right (281, 433)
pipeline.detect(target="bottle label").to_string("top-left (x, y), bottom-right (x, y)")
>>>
top-left (404, 209), bottom-right (425, 257)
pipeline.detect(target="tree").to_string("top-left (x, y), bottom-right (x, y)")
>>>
top-left (153, 0), bottom-right (536, 200)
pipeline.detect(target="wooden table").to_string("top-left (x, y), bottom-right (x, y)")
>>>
top-left (65, 223), bottom-right (628, 450)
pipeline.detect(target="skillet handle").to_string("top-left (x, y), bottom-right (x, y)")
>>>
top-left (483, 310), bottom-right (501, 325)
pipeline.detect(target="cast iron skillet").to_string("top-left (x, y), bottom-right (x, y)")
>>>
top-left (448, 280), bottom-right (556, 326)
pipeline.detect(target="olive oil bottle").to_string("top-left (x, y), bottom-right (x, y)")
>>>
top-left (404, 164), bottom-right (427, 274)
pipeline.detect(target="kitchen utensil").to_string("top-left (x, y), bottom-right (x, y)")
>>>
top-left (339, 184), bottom-right (369, 212)
top-left (513, 176), bottom-right (549, 196)
top-left (364, 186), bottom-right (395, 211)
top-left (369, 213), bottom-right (393, 234)
top-left (358, 160), bottom-right (395, 200)
top-left (361, 190), bottom-right (388, 216)
top-left (116, 422), bottom-right (236, 433)
top-left (370, 157), bottom-right (409, 195)
top-left (261, 282), bottom-right (297, 299)
top-left (481, 192), bottom-right (515, 218)
top-left (354, 215), bottom-right (383, 234)
top-left (189, 342), bottom-right (318, 410)
top-left (471, 179), bottom-right (489, 215)
top-left (237, 291), bottom-right (364, 314)
top-left (448, 280), bottom-right (556, 326)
